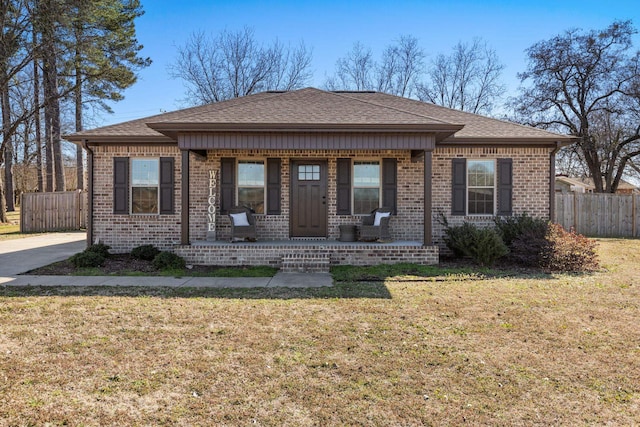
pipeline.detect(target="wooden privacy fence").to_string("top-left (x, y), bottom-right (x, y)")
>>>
top-left (20, 191), bottom-right (87, 233)
top-left (555, 193), bottom-right (640, 237)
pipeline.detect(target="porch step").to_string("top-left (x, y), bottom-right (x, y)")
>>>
top-left (280, 252), bottom-right (330, 273)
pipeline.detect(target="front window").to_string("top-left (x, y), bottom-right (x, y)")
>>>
top-left (238, 160), bottom-right (265, 214)
top-left (467, 160), bottom-right (495, 215)
top-left (131, 158), bottom-right (159, 214)
top-left (353, 161), bottom-right (380, 214)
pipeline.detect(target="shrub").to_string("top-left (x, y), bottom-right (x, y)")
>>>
top-left (86, 243), bottom-right (110, 258)
top-left (494, 213), bottom-right (548, 246)
top-left (70, 251), bottom-right (105, 268)
top-left (540, 223), bottom-right (599, 272)
top-left (444, 222), bottom-right (509, 266)
top-left (509, 229), bottom-right (549, 267)
top-left (152, 251), bottom-right (186, 271)
top-left (443, 222), bottom-right (481, 258)
top-left (465, 227), bottom-right (510, 267)
top-left (131, 244), bottom-right (160, 261)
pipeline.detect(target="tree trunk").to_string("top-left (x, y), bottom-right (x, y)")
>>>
top-left (75, 49), bottom-right (84, 190)
top-left (0, 175), bottom-right (7, 224)
top-left (33, 30), bottom-right (43, 192)
top-left (1, 79), bottom-right (15, 211)
top-left (41, 0), bottom-right (64, 192)
top-left (34, 64), bottom-right (44, 192)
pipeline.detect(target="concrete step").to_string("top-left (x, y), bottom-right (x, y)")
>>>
top-left (281, 252), bottom-right (330, 273)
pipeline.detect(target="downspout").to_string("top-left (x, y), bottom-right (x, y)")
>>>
top-left (81, 139), bottom-right (93, 248)
top-left (549, 141), bottom-right (562, 221)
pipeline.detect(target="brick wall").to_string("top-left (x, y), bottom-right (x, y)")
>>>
top-left (92, 144), bottom-right (551, 255)
top-left (432, 146), bottom-right (552, 249)
top-left (92, 145), bottom-right (183, 253)
top-left (193, 149), bottom-right (426, 242)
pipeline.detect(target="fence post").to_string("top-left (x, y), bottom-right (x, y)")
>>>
top-left (573, 192), bottom-right (578, 231)
top-left (76, 190), bottom-right (81, 229)
top-left (20, 193), bottom-right (24, 233)
top-left (633, 194), bottom-right (637, 237)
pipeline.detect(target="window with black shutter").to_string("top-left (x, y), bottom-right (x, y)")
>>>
top-left (451, 158), bottom-right (512, 216)
top-left (266, 158), bottom-right (281, 215)
top-left (113, 157), bottom-right (129, 214)
top-left (113, 156), bottom-right (174, 215)
top-left (336, 158), bottom-right (351, 215)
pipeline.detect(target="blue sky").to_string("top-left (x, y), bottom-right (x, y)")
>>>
top-left (99, 0), bottom-right (640, 126)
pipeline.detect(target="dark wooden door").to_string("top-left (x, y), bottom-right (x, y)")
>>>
top-left (290, 160), bottom-right (328, 237)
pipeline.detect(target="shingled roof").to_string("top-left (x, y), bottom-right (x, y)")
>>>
top-left (65, 87), bottom-right (574, 145)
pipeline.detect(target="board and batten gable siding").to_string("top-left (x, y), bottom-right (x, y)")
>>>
top-left (177, 132), bottom-right (436, 150)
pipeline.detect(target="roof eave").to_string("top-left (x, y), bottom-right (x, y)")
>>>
top-left (438, 136), bottom-right (578, 146)
top-left (146, 121), bottom-right (465, 137)
top-left (64, 134), bottom-right (176, 145)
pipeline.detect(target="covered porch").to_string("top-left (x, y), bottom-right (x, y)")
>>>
top-left (175, 239), bottom-right (438, 272)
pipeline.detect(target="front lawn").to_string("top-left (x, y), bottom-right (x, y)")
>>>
top-left (0, 239), bottom-right (638, 424)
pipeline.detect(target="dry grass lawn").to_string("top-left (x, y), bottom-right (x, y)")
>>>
top-left (1, 239), bottom-right (639, 425)
top-left (0, 208), bottom-right (21, 239)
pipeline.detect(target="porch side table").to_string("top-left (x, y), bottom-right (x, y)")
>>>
top-left (339, 224), bottom-right (357, 242)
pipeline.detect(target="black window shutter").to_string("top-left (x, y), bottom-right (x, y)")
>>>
top-left (113, 157), bottom-right (129, 214)
top-left (497, 158), bottom-right (513, 216)
top-left (159, 157), bottom-right (175, 214)
top-left (220, 157), bottom-right (235, 214)
top-left (266, 158), bottom-right (281, 215)
top-left (451, 158), bottom-right (466, 216)
top-left (382, 158), bottom-right (397, 214)
top-left (336, 158), bottom-right (351, 215)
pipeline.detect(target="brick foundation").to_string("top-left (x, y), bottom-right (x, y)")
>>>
top-left (175, 242), bottom-right (439, 268)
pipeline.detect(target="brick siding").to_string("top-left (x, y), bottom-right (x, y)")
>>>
top-left (91, 144), bottom-right (551, 261)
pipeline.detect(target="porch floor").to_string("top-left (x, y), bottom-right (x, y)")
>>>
top-left (190, 239), bottom-right (424, 247)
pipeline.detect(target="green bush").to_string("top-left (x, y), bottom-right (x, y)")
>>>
top-left (86, 243), bottom-right (110, 258)
top-left (70, 251), bottom-right (105, 268)
top-left (443, 222), bottom-right (481, 258)
top-left (131, 244), bottom-right (160, 261)
top-left (540, 223), bottom-right (599, 272)
top-left (494, 213), bottom-right (548, 246)
top-left (152, 251), bottom-right (186, 271)
top-left (466, 227), bottom-right (509, 267)
top-left (444, 222), bottom-right (509, 266)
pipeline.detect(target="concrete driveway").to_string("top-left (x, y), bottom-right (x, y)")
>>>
top-left (0, 232), bottom-right (86, 276)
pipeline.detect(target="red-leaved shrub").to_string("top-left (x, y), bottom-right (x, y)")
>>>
top-left (540, 223), bottom-right (599, 272)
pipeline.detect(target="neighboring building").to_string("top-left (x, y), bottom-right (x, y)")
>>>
top-left (65, 88), bottom-right (574, 268)
top-left (555, 176), bottom-right (639, 194)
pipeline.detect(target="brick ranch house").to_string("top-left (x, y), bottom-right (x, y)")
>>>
top-left (65, 88), bottom-right (574, 269)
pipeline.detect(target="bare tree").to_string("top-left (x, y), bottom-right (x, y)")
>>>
top-left (169, 27), bottom-right (312, 105)
top-left (514, 20), bottom-right (640, 193)
top-left (325, 41), bottom-right (375, 91)
top-left (416, 38), bottom-right (505, 115)
top-left (380, 35), bottom-right (425, 97)
top-left (326, 36), bottom-right (425, 97)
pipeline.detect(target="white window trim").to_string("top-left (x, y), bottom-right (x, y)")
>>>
top-left (352, 159), bottom-right (382, 216)
top-left (466, 159), bottom-right (496, 216)
top-left (236, 158), bottom-right (266, 214)
top-left (130, 157), bottom-right (160, 215)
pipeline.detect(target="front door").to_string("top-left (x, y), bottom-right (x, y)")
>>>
top-left (290, 160), bottom-right (328, 237)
